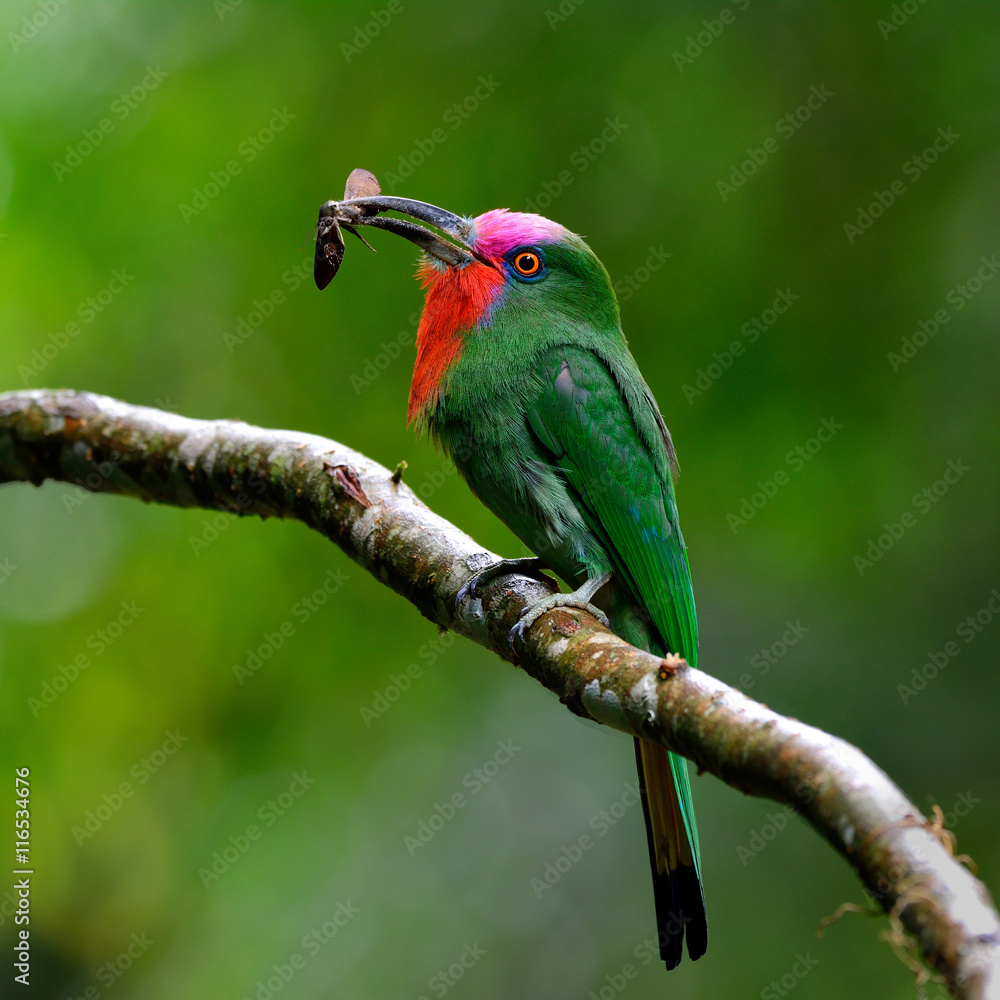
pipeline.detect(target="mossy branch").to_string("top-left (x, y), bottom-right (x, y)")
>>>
top-left (1, 388), bottom-right (997, 999)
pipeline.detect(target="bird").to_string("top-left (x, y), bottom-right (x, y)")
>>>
top-left (315, 170), bottom-right (708, 969)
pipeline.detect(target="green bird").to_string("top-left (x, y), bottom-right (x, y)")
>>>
top-left (315, 171), bottom-right (707, 968)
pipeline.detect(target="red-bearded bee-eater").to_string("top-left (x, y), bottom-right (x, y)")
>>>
top-left (315, 169), bottom-right (708, 969)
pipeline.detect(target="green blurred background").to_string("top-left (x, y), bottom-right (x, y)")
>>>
top-left (1, 2), bottom-right (998, 997)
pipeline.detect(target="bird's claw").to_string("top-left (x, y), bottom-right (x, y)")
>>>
top-left (454, 578), bottom-right (478, 611)
top-left (508, 594), bottom-right (611, 654)
top-left (453, 556), bottom-right (554, 616)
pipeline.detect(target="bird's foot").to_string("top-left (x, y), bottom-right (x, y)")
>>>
top-left (509, 571), bottom-right (613, 653)
top-left (454, 556), bottom-right (556, 615)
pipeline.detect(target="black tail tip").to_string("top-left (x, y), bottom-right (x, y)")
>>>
top-left (655, 865), bottom-right (708, 969)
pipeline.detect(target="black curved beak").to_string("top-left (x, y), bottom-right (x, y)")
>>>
top-left (313, 168), bottom-right (490, 289)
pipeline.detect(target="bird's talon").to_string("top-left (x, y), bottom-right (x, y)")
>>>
top-left (507, 592), bottom-right (609, 654)
top-left (508, 614), bottom-right (538, 654)
top-left (592, 607), bottom-right (610, 627)
top-left (454, 556), bottom-right (550, 616)
top-left (453, 580), bottom-right (478, 614)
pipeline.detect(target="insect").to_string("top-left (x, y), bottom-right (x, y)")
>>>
top-left (311, 168), bottom-right (487, 291)
top-left (312, 167), bottom-right (381, 289)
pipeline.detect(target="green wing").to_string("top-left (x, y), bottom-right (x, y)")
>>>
top-left (526, 344), bottom-right (707, 966)
top-left (525, 345), bottom-right (698, 666)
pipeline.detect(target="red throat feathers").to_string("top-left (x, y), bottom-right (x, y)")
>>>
top-left (407, 258), bottom-right (505, 426)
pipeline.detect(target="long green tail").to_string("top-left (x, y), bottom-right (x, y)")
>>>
top-left (613, 606), bottom-right (707, 968)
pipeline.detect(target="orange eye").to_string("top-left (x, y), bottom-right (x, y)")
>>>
top-left (512, 251), bottom-right (542, 276)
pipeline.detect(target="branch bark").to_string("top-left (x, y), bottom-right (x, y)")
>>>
top-left (2, 388), bottom-right (997, 998)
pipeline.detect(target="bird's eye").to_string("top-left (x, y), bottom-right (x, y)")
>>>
top-left (512, 250), bottom-right (542, 276)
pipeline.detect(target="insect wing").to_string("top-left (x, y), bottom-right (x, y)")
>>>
top-left (344, 167), bottom-right (381, 202)
top-left (314, 216), bottom-right (346, 289)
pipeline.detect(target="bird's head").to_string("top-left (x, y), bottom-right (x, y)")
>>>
top-left (315, 169), bottom-right (620, 429)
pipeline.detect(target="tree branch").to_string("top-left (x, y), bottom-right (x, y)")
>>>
top-left (2, 388), bottom-right (997, 998)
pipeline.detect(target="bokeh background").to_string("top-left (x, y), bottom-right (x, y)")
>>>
top-left (1, 2), bottom-right (998, 998)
